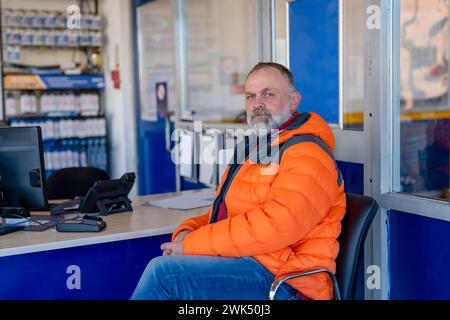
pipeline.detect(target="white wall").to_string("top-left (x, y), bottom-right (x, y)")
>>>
top-left (100, 0), bottom-right (138, 193)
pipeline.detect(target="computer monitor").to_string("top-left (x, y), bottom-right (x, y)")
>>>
top-left (0, 126), bottom-right (48, 210)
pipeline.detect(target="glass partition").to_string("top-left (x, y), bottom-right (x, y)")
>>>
top-left (274, 0), bottom-right (287, 66)
top-left (341, 0), bottom-right (365, 130)
top-left (137, 0), bottom-right (176, 122)
top-left (183, 0), bottom-right (267, 122)
top-left (397, 0), bottom-right (450, 201)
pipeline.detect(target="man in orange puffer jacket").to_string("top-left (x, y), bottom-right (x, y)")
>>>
top-left (131, 62), bottom-right (346, 300)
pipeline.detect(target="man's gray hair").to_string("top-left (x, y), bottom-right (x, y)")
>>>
top-left (246, 62), bottom-right (296, 92)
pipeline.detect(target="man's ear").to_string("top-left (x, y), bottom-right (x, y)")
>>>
top-left (290, 91), bottom-right (301, 112)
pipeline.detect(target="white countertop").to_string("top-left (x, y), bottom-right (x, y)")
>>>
top-left (0, 189), bottom-right (212, 257)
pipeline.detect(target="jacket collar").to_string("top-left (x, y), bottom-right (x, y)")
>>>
top-left (283, 112), bottom-right (311, 130)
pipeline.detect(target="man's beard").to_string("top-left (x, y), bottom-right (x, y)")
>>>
top-left (247, 104), bottom-right (293, 134)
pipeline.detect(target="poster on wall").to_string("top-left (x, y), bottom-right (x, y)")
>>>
top-left (141, 69), bottom-right (171, 122)
top-left (156, 82), bottom-right (168, 119)
top-left (400, 0), bottom-right (449, 111)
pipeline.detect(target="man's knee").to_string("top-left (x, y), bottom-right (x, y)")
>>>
top-left (131, 256), bottom-right (175, 300)
top-left (144, 256), bottom-right (173, 280)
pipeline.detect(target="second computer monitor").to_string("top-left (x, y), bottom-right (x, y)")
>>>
top-left (0, 126), bottom-right (48, 210)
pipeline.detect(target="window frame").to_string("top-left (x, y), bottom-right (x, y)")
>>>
top-left (175, 0), bottom-right (275, 121)
top-left (376, 0), bottom-right (450, 222)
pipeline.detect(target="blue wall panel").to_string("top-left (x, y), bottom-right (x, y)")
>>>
top-left (289, 0), bottom-right (339, 123)
top-left (389, 210), bottom-right (450, 299)
top-left (134, 0), bottom-right (155, 6)
top-left (132, 0), bottom-right (176, 195)
top-left (141, 132), bottom-right (176, 195)
top-left (0, 234), bottom-right (170, 299)
top-left (337, 161), bottom-right (364, 195)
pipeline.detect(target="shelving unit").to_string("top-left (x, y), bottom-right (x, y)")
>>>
top-left (0, 0), bottom-right (108, 176)
top-left (9, 114), bottom-right (107, 178)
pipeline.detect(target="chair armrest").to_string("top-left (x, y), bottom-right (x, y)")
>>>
top-left (269, 269), bottom-right (341, 300)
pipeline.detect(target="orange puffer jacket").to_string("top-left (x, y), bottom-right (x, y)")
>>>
top-left (172, 112), bottom-right (346, 300)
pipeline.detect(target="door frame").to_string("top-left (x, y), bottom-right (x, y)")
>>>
top-left (288, 0), bottom-right (389, 300)
top-left (364, 0), bottom-right (450, 300)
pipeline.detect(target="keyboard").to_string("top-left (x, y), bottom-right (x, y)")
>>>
top-left (0, 225), bottom-right (25, 236)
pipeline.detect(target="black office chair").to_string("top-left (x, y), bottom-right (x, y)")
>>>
top-left (47, 167), bottom-right (110, 200)
top-left (269, 193), bottom-right (379, 300)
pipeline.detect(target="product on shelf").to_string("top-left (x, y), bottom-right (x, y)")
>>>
top-left (19, 93), bottom-right (37, 114)
top-left (2, 7), bottom-right (107, 175)
top-left (3, 8), bottom-right (103, 50)
top-left (2, 9), bottom-right (101, 31)
top-left (9, 116), bottom-right (108, 176)
top-left (44, 136), bottom-right (107, 175)
top-left (9, 116), bottom-right (106, 140)
top-left (5, 29), bottom-right (103, 48)
top-left (5, 91), bottom-right (101, 116)
top-left (5, 92), bottom-right (17, 116)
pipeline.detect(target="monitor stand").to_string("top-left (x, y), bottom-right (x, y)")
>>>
top-left (0, 190), bottom-right (30, 218)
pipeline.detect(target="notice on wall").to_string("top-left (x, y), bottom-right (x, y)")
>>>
top-left (141, 69), bottom-right (171, 122)
top-left (156, 81), bottom-right (168, 119)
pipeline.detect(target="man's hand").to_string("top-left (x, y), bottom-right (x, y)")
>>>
top-left (161, 241), bottom-right (183, 256)
top-left (161, 230), bottom-right (191, 256)
top-left (174, 230), bottom-right (191, 242)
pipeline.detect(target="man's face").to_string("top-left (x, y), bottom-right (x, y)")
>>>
top-left (245, 67), bottom-right (300, 131)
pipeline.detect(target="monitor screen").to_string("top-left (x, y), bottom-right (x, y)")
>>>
top-left (0, 126), bottom-right (48, 210)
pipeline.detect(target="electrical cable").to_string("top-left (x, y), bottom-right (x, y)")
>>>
top-left (1, 213), bottom-right (83, 231)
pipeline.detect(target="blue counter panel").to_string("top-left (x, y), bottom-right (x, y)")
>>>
top-left (0, 234), bottom-right (171, 300)
top-left (389, 210), bottom-right (450, 299)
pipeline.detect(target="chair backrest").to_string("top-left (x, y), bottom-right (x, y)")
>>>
top-left (47, 167), bottom-right (110, 200)
top-left (335, 193), bottom-right (379, 300)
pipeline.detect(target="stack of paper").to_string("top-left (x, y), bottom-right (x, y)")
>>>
top-left (179, 131), bottom-right (194, 178)
top-left (143, 189), bottom-right (216, 210)
top-left (199, 134), bottom-right (217, 186)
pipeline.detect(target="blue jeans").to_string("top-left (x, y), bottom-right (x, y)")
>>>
top-left (130, 255), bottom-right (299, 300)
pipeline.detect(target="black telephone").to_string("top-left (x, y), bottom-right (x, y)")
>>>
top-left (51, 172), bottom-right (136, 216)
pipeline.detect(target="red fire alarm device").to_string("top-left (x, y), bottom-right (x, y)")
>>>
top-left (111, 70), bottom-right (120, 89)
